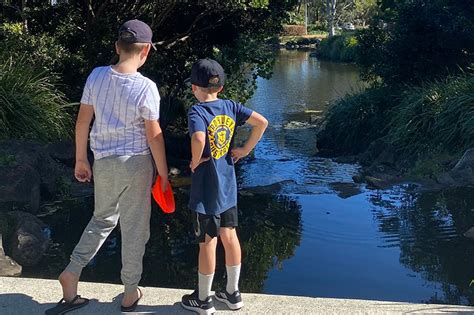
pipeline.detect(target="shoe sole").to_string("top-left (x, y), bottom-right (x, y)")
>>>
top-left (214, 295), bottom-right (244, 310)
top-left (180, 302), bottom-right (216, 315)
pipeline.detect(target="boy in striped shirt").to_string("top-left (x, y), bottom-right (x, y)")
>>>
top-left (46, 19), bottom-right (168, 315)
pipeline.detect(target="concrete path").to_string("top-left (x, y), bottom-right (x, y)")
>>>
top-left (1, 277), bottom-right (474, 314)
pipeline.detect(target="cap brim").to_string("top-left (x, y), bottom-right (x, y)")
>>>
top-left (184, 78), bottom-right (192, 87)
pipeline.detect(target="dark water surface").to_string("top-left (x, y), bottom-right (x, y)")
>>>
top-left (25, 50), bottom-right (474, 305)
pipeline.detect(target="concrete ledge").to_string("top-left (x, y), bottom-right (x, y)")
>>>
top-left (1, 277), bottom-right (473, 314)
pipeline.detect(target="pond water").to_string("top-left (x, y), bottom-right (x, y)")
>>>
top-left (25, 50), bottom-right (474, 306)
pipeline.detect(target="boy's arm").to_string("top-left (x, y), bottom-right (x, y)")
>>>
top-left (190, 131), bottom-right (209, 173)
top-left (231, 111), bottom-right (268, 163)
top-left (145, 119), bottom-right (169, 191)
top-left (75, 104), bottom-right (94, 182)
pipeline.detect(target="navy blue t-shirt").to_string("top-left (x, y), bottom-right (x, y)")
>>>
top-left (188, 99), bottom-right (253, 215)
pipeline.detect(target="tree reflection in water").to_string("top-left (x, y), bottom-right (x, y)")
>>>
top-left (369, 186), bottom-right (474, 305)
top-left (140, 190), bottom-right (302, 292)
top-left (26, 190), bottom-right (302, 293)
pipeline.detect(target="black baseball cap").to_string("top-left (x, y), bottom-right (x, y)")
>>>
top-left (118, 19), bottom-right (156, 50)
top-left (189, 58), bottom-right (225, 88)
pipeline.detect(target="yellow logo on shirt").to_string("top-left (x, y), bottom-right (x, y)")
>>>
top-left (208, 115), bottom-right (235, 160)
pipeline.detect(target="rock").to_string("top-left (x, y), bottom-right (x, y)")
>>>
top-left (7, 211), bottom-right (49, 267)
top-left (453, 148), bottom-right (474, 171)
top-left (238, 191), bottom-right (255, 197)
top-left (245, 180), bottom-right (296, 194)
top-left (365, 176), bottom-right (390, 189)
top-left (0, 234), bottom-right (22, 276)
top-left (436, 172), bottom-right (457, 186)
top-left (0, 139), bottom-right (74, 205)
top-left (352, 175), bottom-right (364, 184)
top-left (69, 181), bottom-right (94, 198)
top-left (328, 182), bottom-right (362, 199)
top-left (283, 121), bottom-right (314, 130)
top-left (46, 140), bottom-right (75, 166)
top-left (464, 227), bottom-right (474, 239)
top-left (169, 167), bottom-right (181, 177)
top-left (359, 138), bottom-right (394, 167)
top-left (297, 38), bottom-right (311, 45)
top-left (170, 177), bottom-right (192, 188)
top-left (0, 164), bottom-right (41, 214)
top-left (309, 115), bottom-right (322, 125)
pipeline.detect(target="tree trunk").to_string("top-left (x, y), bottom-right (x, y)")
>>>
top-left (326, 0), bottom-right (336, 37)
top-left (304, 0), bottom-right (308, 35)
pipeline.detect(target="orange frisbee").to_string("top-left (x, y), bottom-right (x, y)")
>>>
top-left (152, 175), bottom-right (175, 213)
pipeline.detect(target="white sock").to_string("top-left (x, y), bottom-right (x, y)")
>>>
top-left (226, 264), bottom-right (241, 294)
top-left (198, 272), bottom-right (214, 301)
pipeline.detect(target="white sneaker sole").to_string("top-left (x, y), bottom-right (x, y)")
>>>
top-left (214, 295), bottom-right (244, 310)
top-left (180, 302), bottom-right (216, 314)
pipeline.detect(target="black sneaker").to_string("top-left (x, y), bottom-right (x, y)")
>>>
top-left (214, 289), bottom-right (244, 310)
top-left (181, 290), bottom-right (216, 315)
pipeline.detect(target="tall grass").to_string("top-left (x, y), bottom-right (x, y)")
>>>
top-left (318, 74), bottom-right (474, 171)
top-left (317, 86), bottom-right (400, 155)
top-left (389, 75), bottom-right (474, 157)
top-left (0, 56), bottom-right (72, 141)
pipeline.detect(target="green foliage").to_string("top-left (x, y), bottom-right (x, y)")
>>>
top-left (389, 75), bottom-right (474, 157)
top-left (317, 85), bottom-right (399, 155)
top-left (0, 153), bottom-right (16, 166)
top-left (318, 75), bottom-right (474, 172)
top-left (318, 33), bottom-right (358, 62)
top-left (286, 10), bottom-right (305, 25)
top-left (307, 23), bottom-right (327, 35)
top-left (0, 22), bottom-right (68, 73)
top-left (356, 0), bottom-right (474, 84)
top-left (0, 0), bottom-right (299, 131)
top-left (0, 56), bottom-right (72, 141)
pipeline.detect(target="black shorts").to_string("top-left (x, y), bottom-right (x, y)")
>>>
top-left (193, 207), bottom-right (238, 243)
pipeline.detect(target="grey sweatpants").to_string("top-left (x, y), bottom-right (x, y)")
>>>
top-left (65, 154), bottom-right (153, 293)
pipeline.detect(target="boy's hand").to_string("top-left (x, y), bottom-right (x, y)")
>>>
top-left (190, 157), bottom-right (210, 173)
top-left (231, 147), bottom-right (249, 163)
top-left (160, 174), bottom-right (169, 192)
top-left (75, 160), bottom-right (92, 182)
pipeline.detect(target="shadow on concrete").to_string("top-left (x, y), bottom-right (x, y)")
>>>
top-left (0, 293), bottom-right (191, 315)
top-left (0, 293), bottom-right (64, 315)
top-left (111, 293), bottom-right (191, 315)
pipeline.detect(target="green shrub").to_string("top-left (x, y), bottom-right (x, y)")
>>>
top-left (389, 75), bottom-right (474, 157)
top-left (356, 1), bottom-right (474, 84)
top-left (0, 56), bottom-right (72, 141)
top-left (317, 86), bottom-right (400, 155)
top-left (308, 24), bottom-right (328, 36)
top-left (318, 75), bottom-right (474, 173)
top-left (318, 34), bottom-right (358, 62)
top-left (0, 22), bottom-right (67, 72)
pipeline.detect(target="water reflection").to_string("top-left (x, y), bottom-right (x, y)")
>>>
top-left (24, 190), bottom-right (303, 294)
top-left (369, 186), bottom-right (474, 305)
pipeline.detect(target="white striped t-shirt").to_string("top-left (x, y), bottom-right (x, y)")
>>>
top-left (80, 66), bottom-right (160, 160)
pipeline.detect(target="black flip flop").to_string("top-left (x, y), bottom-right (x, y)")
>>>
top-left (121, 288), bottom-right (143, 312)
top-left (45, 295), bottom-right (89, 315)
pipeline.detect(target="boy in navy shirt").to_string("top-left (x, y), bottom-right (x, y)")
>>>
top-left (181, 58), bottom-right (268, 314)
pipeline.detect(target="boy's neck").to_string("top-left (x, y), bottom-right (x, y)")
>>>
top-left (197, 94), bottom-right (219, 103)
top-left (112, 56), bottom-right (140, 74)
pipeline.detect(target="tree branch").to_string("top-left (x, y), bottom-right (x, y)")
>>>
top-left (152, 0), bottom-right (176, 29)
top-left (153, 8), bottom-right (214, 49)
